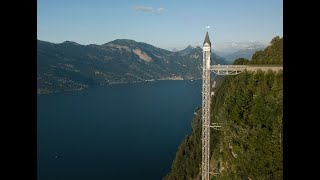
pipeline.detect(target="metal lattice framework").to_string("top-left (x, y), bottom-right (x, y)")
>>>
top-left (201, 41), bottom-right (211, 180)
top-left (201, 33), bottom-right (283, 180)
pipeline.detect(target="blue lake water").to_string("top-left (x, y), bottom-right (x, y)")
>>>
top-left (37, 80), bottom-right (202, 180)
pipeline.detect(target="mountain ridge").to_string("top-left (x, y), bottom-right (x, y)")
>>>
top-left (224, 46), bottom-right (266, 63)
top-left (37, 39), bottom-right (228, 94)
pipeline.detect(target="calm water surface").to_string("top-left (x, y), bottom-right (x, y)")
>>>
top-left (37, 80), bottom-right (202, 180)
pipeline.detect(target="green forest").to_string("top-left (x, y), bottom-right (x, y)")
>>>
top-left (164, 37), bottom-right (283, 180)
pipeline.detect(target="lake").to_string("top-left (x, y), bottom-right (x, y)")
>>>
top-left (37, 80), bottom-right (202, 180)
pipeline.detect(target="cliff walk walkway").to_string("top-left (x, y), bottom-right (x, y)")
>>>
top-left (210, 64), bottom-right (283, 75)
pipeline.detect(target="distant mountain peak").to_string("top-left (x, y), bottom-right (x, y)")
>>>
top-left (172, 48), bottom-right (178, 52)
top-left (223, 45), bottom-right (266, 63)
top-left (62, 41), bottom-right (81, 45)
top-left (104, 39), bottom-right (137, 46)
top-left (112, 39), bottom-right (137, 43)
top-left (178, 45), bottom-right (195, 55)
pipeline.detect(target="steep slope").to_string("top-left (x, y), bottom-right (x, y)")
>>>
top-left (251, 36), bottom-right (283, 64)
top-left (37, 39), bottom-right (228, 94)
top-left (164, 36), bottom-right (283, 180)
top-left (164, 71), bottom-right (283, 180)
top-left (209, 71), bottom-right (283, 179)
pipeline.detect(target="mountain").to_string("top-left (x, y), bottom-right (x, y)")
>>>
top-left (37, 39), bottom-right (227, 94)
top-left (172, 48), bottom-right (178, 52)
top-left (224, 46), bottom-right (266, 63)
top-left (214, 41), bottom-right (267, 54)
top-left (177, 45), bottom-right (194, 56)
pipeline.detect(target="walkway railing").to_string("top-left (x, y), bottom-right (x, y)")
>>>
top-left (210, 64), bottom-right (283, 75)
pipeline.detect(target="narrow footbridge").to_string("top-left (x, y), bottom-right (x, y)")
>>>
top-left (210, 65), bottom-right (283, 75)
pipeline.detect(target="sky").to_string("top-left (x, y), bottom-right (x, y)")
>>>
top-left (37, 0), bottom-right (283, 51)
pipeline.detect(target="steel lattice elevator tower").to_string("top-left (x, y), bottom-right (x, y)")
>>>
top-left (201, 32), bottom-right (211, 180)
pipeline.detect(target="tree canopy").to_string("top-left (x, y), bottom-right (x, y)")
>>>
top-left (164, 36), bottom-right (283, 180)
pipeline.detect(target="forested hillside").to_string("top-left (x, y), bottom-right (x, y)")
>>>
top-left (250, 36), bottom-right (282, 64)
top-left (37, 39), bottom-right (227, 94)
top-left (164, 37), bottom-right (283, 180)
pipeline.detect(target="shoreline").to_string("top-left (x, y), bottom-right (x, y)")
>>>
top-left (37, 78), bottom-right (202, 95)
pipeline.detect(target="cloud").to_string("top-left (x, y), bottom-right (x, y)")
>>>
top-left (133, 6), bottom-right (165, 13)
top-left (231, 42), bottom-right (237, 47)
top-left (133, 6), bottom-right (154, 12)
top-left (157, 8), bottom-right (164, 13)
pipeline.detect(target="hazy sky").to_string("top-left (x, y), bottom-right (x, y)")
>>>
top-left (37, 0), bottom-right (283, 50)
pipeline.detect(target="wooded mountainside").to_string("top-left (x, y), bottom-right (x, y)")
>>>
top-left (164, 36), bottom-right (283, 180)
